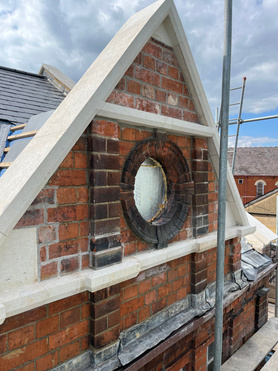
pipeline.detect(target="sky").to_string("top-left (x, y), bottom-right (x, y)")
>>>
top-left (0, 0), bottom-right (278, 147)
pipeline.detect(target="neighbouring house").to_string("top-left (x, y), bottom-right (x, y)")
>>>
top-left (228, 147), bottom-right (278, 205)
top-left (245, 188), bottom-right (278, 234)
top-left (244, 210), bottom-right (278, 304)
top-left (0, 1), bottom-right (275, 370)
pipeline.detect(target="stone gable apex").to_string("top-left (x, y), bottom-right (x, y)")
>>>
top-left (0, 0), bottom-right (250, 248)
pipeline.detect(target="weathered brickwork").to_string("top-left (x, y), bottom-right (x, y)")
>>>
top-left (87, 119), bottom-right (216, 264)
top-left (208, 161), bottom-right (218, 233)
top-left (120, 257), bottom-right (191, 331)
top-left (224, 276), bottom-right (269, 357)
top-left (107, 38), bottom-right (198, 123)
top-left (119, 128), bottom-right (194, 256)
top-left (118, 274), bottom-right (270, 371)
top-left (88, 120), bottom-right (122, 269)
top-left (15, 135), bottom-right (90, 280)
top-left (15, 36), bottom-right (218, 274)
top-left (0, 293), bottom-right (90, 371)
top-left (5, 35), bottom-right (271, 371)
top-left (90, 285), bottom-right (121, 351)
top-left (0, 261), bottom-right (270, 370)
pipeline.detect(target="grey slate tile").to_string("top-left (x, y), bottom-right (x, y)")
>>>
top-left (228, 147), bottom-right (278, 176)
top-left (0, 66), bottom-right (66, 125)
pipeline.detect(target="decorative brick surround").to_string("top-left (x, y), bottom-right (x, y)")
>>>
top-left (119, 128), bottom-right (194, 257)
top-left (121, 132), bottom-right (194, 248)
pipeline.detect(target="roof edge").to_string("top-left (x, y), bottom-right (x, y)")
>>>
top-left (0, 65), bottom-right (44, 79)
top-left (245, 187), bottom-right (278, 208)
top-left (39, 64), bottom-right (75, 94)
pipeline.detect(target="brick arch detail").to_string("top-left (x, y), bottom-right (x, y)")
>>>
top-left (120, 133), bottom-right (194, 248)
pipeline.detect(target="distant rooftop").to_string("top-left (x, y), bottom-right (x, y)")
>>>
top-left (0, 66), bottom-right (66, 125)
top-left (228, 147), bottom-right (278, 176)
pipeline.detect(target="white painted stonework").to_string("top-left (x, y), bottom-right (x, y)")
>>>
top-left (0, 228), bottom-right (38, 291)
top-left (0, 224), bottom-right (254, 325)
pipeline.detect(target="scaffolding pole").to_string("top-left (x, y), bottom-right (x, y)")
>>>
top-left (275, 196), bottom-right (278, 317)
top-left (214, 0), bottom-right (232, 370)
top-left (229, 114), bottom-right (278, 125)
top-left (231, 77), bottom-right (246, 173)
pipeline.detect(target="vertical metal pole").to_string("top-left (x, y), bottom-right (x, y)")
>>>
top-left (213, 1), bottom-right (233, 370)
top-left (231, 77), bottom-right (247, 174)
top-left (215, 107), bottom-right (219, 128)
top-left (275, 196), bottom-right (278, 317)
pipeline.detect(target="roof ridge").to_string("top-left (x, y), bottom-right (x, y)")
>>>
top-left (231, 146), bottom-right (278, 149)
top-left (0, 66), bottom-right (45, 79)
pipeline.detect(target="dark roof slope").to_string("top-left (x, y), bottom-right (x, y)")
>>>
top-left (0, 66), bottom-right (66, 125)
top-left (228, 147), bottom-right (278, 176)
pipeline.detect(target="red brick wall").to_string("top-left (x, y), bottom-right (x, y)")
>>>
top-left (234, 175), bottom-right (278, 204)
top-left (120, 257), bottom-right (191, 331)
top-left (88, 119), bottom-right (218, 266)
top-left (118, 238), bottom-right (239, 333)
top-left (123, 274), bottom-right (270, 371)
top-left (1, 31), bottom-right (272, 371)
top-left (15, 36), bottom-right (220, 276)
top-left (107, 38), bottom-right (198, 124)
top-left (0, 272), bottom-right (270, 370)
top-left (90, 285), bottom-right (121, 350)
top-left (225, 275), bottom-right (269, 356)
top-left (15, 134), bottom-right (90, 280)
top-left (0, 293), bottom-right (90, 371)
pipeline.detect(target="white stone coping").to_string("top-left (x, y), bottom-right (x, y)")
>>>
top-left (98, 103), bottom-right (214, 138)
top-left (0, 225), bottom-right (254, 324)
top-left (39, 64), bottom-right (76, 91)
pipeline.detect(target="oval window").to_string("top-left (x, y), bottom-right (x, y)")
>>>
top-left (134, 158), bottom-right (167, 222)
top-left (120, 135), bottom-right (193, 248)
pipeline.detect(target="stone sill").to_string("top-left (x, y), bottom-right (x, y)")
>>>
top-left (0, 225), bottom-right (254, 324)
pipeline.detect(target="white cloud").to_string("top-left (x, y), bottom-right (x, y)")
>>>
top-left (229, 135), bottom-right (278, 148)
top-left (0, 0), bottom-right (277, 118)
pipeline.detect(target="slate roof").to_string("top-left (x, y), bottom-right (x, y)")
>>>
top-left (0, 66), bottom-right (66, 125)
top-left (228, 147), bottom-right (278, 176)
